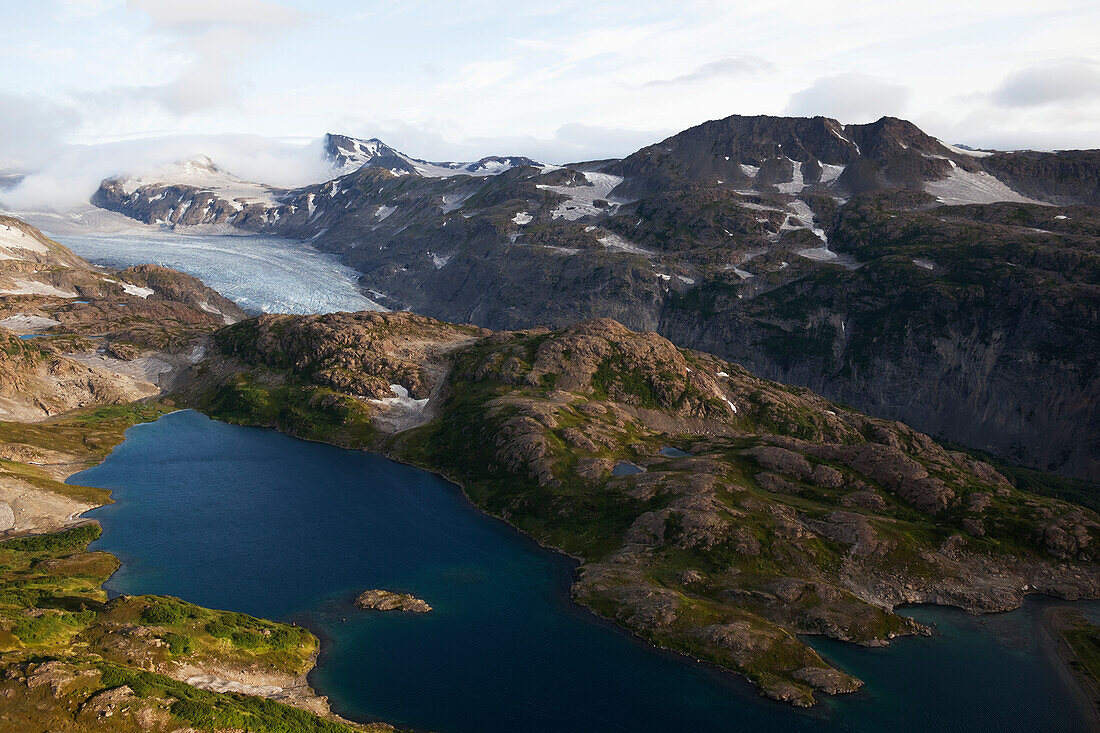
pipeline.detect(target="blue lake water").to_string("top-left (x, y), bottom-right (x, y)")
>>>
top-left (73, 410), bottom-right (1098, 733)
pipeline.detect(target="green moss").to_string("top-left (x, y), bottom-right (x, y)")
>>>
top-left (2, 524), bottom-right (100, 553)
top-left (95, 664), bottom-right (362, 733)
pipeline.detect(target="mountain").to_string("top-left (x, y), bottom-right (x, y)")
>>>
top-left (0, 215), bottom-right (386, 733)
top-left (324, 133), bottom-right (540, 177)
top-left (91, 134), bottom-right (542, 230)
top-left (89, 115), bottom-right (1100, 483)
top-left (0, 215), bottom-right (244, 421)
top-left (91, 154), bottom-right (289, 230)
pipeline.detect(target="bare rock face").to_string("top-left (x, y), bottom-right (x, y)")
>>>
top-left (742, 445), bottom-right (812, 479)
top-left (354, 589), bottom-right (432, 613)
top-left (817, 443), bottom-right (955, 514)
top-left (791, 666), bottom-right (862, 695)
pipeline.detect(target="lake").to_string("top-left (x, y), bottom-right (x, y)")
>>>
top-left (74, 410), bottom-right (1098, 732)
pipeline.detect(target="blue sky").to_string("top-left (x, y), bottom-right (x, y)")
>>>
top-left (2, 0), bottom-right (1100, 207)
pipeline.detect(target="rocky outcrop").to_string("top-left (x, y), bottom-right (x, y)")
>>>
top-left (354, 590), bottom-right (432, 613)
top-left (0, 217), bottom-right (243, 421)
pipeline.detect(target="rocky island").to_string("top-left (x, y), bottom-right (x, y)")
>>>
top-left (354, 590), bottom-right (432, 613)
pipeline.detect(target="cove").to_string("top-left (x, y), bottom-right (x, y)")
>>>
top-left (73, 410), bottom-right (1098, 733)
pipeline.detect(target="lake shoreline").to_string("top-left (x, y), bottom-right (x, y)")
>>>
top-left (56, 409), bottom-right (381, 730)
top-left (1040, 605), bottom-right (1100, 730)
top-left (71, 408), bottom-right (1100, 732)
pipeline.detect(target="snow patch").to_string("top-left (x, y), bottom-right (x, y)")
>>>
top-left (925, 169), bottom-right (1045, 206)
top-left (0, 225), bottom-right (50, 258)
top-left (0, 279), bottom-right (78, 298)
top-left (512, 211), bottom-right (533, 225)
top-left (776, 159), bottom-right (805, 194)
top-left (0, 314), bottom-right (60, 331)
top-left (818, 163), bottom-right (845, 185)
top-left (598, 232), bottom-right (653, 255)
top-left (537, 172), bottom-right (626, 220)
top-left (119, 282), bottom-right (155, 298)
top-left (939, 142), bottom-right (994, 158)
top-left (370, 384), bottom-right (429, 412)
top-left (797, 248), bottom-right (838, 262)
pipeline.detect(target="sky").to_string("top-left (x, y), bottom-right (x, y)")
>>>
top-left (2, 0), bottom-right (1100, 209)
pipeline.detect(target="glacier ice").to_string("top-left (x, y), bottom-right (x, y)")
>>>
top-left (52, 231), bottom-right (384, 315)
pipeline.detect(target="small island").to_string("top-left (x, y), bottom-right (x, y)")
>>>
top-left (354, 589), bottom-right (432, 613)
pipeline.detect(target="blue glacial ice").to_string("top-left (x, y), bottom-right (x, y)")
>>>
top-left (51, 231), bottom-right (383, 315)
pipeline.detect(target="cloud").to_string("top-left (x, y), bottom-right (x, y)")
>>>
top-left (644, 56), bottom-right (773, 87)
top-left (990, 58), bottom-right (1100, 108)
top-left (460, 122), bottom-right (671, 163)
top-left (0, 93), bottom-right (82, 171)
top-left (127, 0), bottom-right (302, 32)
top-left (328, 119), bottom-right (670, 166)
top-left (0, 133), bottom-right (335, 213)
top-left (785, 73), bottom-right (911, 123)
top-left (54, 0), bottom-right (124, 20)
top-left (124, 0), bottom-right (306, 113)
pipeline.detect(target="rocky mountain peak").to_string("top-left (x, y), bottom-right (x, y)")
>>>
top-left (323, 133), bottom-right (405, 175)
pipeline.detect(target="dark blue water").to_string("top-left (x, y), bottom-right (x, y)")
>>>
top-left (74, 411), bottom-right (1098, 733)
top-left (611, 461), bottom-right (645, 475)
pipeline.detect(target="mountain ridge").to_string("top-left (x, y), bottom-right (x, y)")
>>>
top-left (86, 114), bottom-right (1100, 484)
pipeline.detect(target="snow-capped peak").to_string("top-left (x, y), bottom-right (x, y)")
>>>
top-left (323, 133), bottom-right (541, 178)
top-left (110, 154), bottom-right (283, 207)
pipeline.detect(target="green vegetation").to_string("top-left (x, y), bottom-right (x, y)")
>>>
top-left (0, 410), bottom-right (378, 732)
top-left (207, 373), bottom-right (379, 447)
top-left (1, 523), bottom-right (100, 553)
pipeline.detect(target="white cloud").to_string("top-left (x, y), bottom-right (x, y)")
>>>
top-left (120, 0), bottom-right (306, 113)
top-left (0, 93), bottom-right (81, 171)
top-left (0, 134), bottom-right (334, 213)
top-left (5, 0), bottom-right (1100, 180)
top-left (990, 58), bottom-right (1100, 108)
top-left (127, 0), bottom-right (302, 31)
top-left (53, 0), bottom-right (124, 20)
top-left (643, 56), bottom-right (774, 87)
top-left (785, 74), bottom-right (911, 122)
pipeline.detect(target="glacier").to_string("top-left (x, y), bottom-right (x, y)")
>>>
top-left (50, 231), bottom-right (384, 315)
